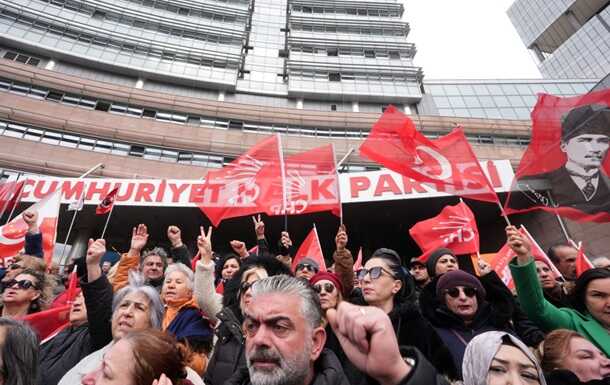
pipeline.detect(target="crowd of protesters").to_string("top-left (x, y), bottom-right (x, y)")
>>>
top-left (0, 209), bottom-right (609, 385)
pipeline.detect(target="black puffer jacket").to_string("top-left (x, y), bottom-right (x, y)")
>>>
top-left (204, 256), bottom-right (292, 385)
top-left (37, 274), bottom-right (113, 385)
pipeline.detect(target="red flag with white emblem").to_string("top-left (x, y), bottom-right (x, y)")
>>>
top-left (292, 225), bottom-right (326, 273)
top-left (0, 189), bottom-right (61, 265)
top-left (198, 135), bottom-right (283, 226)
top-left (360, 105), bottom-right (498, 203)
top-left (409, 200), bottom-right (479, 260)
top-left (96, 188), bottom-right (119, 215)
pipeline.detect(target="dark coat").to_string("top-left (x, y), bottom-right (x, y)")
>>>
top-left (25, 232), bottom-right (43, 258)
top-left (170, 244), bottom-right (192, 266)
top-left (37, 274), bottom-right (113, 385)
top-left (545, 369), bottom-right (610, 385)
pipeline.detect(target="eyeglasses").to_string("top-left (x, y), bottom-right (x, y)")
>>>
top-left (444, 287), bottom-right (477, 298)
top-left (6, 279), bottom-right (37, 290)
top-left (357, 266), bottom-right (395, 281)
top-left (296, 263), bottom-right (318, 273)
top-left (313, 283), bottom-right (336, 294)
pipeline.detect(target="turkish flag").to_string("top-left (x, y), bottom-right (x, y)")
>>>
top-left (96, 187), bottom-right (119, 215)
top-left (574, 242), bottom-right (594, 277)
top-left (410, 200), bottom-right (479, 260)
top-left (504, 89), bottom-right (610, 222)
top-left (0, 180), bottom-right (25, 217)
top-left (360, 105), bottom-right (498, 203)
top-left (291, 226), bottom-right (326, 273)
top-left (0, 189), bottom-right (61, 265)
top-left (21, 267), bottom-right (78, 341)
top-left (198, 135), bottom-right (282, 226)
top-left (269, 144), bottom-right (340, 217)
top-left (353, 247), bottom-right (363, 271)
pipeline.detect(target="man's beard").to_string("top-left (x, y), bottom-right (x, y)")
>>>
top-left (246, 340), bottom-right (311, 385)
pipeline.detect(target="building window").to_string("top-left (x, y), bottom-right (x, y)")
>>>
top-left (142, 109), bottom-right (156, 118)
top-left (331, 104), bottom-right (337, 111)
top-left (3, 51), bottom-right (41, 66)
top-left (327, 48), bottom-right (338, 57)
top-left (92, 10), bottom-right (106, 20)
top-left (364, 50), bottom-right (376, 58)
top-left (329, 73), bottom-right (341, 82)
top-left (389, 51), bottom-right (400, 59)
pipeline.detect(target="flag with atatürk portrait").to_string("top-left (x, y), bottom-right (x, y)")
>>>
top-left (504, 89), bottom-right (610, 222)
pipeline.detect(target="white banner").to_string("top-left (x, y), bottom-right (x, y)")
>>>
top-left (12, 160), bottom-right (514, 207)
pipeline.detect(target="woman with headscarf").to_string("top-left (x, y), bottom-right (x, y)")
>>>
top-left (462, 331), bottom-right (546, 385)
top-left (507, 226), bottom-right (610, 355)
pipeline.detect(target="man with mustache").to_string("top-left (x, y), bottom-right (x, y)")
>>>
top-left (518, 104), bottom-right (610, 214)
top-left (241, 275), bottom-right (448, 385)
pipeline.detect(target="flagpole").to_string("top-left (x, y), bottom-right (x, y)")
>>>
top-left (3, 172), bottom-right (23, 224)
top-left (332, 145), bottom-right (348, 226)
top-left (545, 191), bottom-right (571, 242)
top-left (100, 203), bottom-right (115, 239)
top-left (496, 200), bottom-right (512, 227)
top-left (276, 134), bottom-right (288, 231)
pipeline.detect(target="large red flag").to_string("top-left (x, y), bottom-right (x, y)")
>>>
top-left (198, 135), bottom-right (282, 226)
top-left (504, 89), bottom-right (610, 222)
top-left (0, 180), bottom-right (25, 218)
top-left (574, 242), bottom-right (594, 277)
top-left (268, 144), bottom-right (340, 217)
top-left (21, 267), bottom-right (78, 341)
top-left (96, 187), bottom-right (119, 215)
top-left (360, 105), bottom-right (498, 203)
top-left (291, 226), bottom-right (326, 273)
top-left (0, 189), bottom-right (61, 265)
top-left (410, 200), bottom-right (479, 260)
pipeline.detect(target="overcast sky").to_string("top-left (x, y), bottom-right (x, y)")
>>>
top-left (403, 0), bottom-right (542, 79)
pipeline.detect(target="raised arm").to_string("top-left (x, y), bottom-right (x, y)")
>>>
top-left (333, 225), bottom-right (354, 296)
top-left (194, 226), bottom-right (222, 324)
top-left (167, 225), bottom-right (192, 266)
top-left (111, 224), bottom-right (148, 292)
top-left (23, 210), bottom-right (43, 258)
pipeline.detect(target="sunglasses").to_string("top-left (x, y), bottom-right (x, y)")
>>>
top-left (296, 263), bottom-right (318, 273)
top-left (445, 287), bottom-right (477, 298)
top-left (313, 283), bottom-right (335, 294)
top-left (6, 279), bottom-right (37, 290)
top-left (238, 280), bottom-right (255, 298)
top-left (357, 266), bottom-right (395, 281)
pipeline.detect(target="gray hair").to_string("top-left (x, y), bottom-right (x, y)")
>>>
top-left (164, 263), bottom-right (194, 290)
top-left (112, 271), bottom-right (164, 330)
top-left (250, 275), bottom-right (322, 329)
top-left (140, 247), bottom-right (168, 270)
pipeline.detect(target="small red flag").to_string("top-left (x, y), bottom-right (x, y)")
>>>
top-left (198, 135), bottom-right (282, 226)
top-left (292, 226), bottom-right (326, 273)
top-left (574, 242), bottom-right (594, 277)
top-left (410, 200), bottom-right (479, 260)
top-left (96, 188), bottom-right (119, 215)
top-left (0, 180), bottom-right (25, 217)
top-left (360, 106), bottom-right (498, 203)
top-left (353, 247), bottom-right (363, 271)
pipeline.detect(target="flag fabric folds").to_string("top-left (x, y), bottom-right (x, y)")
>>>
top-left (0, 180), bottom-right (25, 218)
top-left (96, 188), bottom-right (119, 215)
top-left (410, 200), bottom-right (479, 260)
top-left (291, 226), bottom-right (326, 273)
top-left (574, 242), bottom-right (594, 277)
top-left (504, 89), bottom-right (610, 222)
top-left (0, 189), bottom-right (61, 265)
top-left (360, 105), bottom-right (498, 203)
top-left (353, 247), bottom-right (363, 272)
top-left (198, 135), bottom-right (283, 226)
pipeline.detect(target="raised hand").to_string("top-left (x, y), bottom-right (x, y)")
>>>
top-left (130, 224), bottom-right (148, 253)
top-left (326, 302), bottom-right (410, 385)
top-left (252, 214), bottom-right (265, 240)
top-left (280, 231), bottom-right (292, 249)
top-left (230, 240), bottom-right (248, 259)
top-left (477, 258), bottom-right (493, 276)
top-left (506, 225), bottom-right (531, 263)
top-left (86, 238), bottom-right (106, 282)
top-left (335, 224), bottom-right (348, 251)
top-left (167, 225), bottom-right (183, 248)
top-left (22, 210), bottom-right (39, 233)
top-left (197, 226), bottom-right (213, 263)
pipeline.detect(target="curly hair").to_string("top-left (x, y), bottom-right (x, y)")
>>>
top-left (17, 268), bottom-right (54, 313)
top-left (126, 330), bottom-right (188, 385)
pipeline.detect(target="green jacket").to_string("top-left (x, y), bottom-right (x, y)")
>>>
top-left (509, 259), bottom-right (610, 355)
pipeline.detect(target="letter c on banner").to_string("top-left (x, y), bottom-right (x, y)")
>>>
top-left (412, 146), bottom-right (452, 181)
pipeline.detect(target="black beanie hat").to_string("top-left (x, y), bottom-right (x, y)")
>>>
top-left (436, 270), bottom-right (486, 304)
top-left (426, 248), bottom-right (455, 277)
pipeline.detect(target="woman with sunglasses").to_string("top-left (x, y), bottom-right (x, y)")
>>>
top-left (1, 268), bottom-right (49, 318)
top-left (351, 248), bottom-right (458, 380)
top-left (203, 255), bottom-right (291, 385)
top-left (426, 269), bottom-right (517, 379)
top-left (507, 226), bottom-right (610, 356)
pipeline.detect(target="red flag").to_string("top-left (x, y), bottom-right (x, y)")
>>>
top-left (21, 304), bottom-right (71, 341)
top-left (270, 144), bottom-right (340, 217)
top-left (360, 106), bottom-right (498, 203)
top-left (353, 247), bottom-right (363, 271)
top-left (198, 135), bottom-right (282, 226)
top-left (96, 187), bottom-right (119, 215)
top-left (292, 226), bottom-right (326, 273)
top-left (574, 242), bottom-right (594, 277)
top-left (0, 180), bottom-right (25, 217)
top-left (0, 190), bottom-right (61, 265)
top-left (505, 89), bottom-right (610, 222)
top-left (410, 200), bottom-right (479, 260)
top-left (215, 280), bottom-right (224, 295)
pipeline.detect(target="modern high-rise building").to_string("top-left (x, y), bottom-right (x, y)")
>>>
top-left (507, 0), bottom-right (610, 80)
top-left (0, 0), bottom-right (607, 258)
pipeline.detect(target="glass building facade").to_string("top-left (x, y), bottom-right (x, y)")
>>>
top-left (508, 0), bottom-right (610, 80)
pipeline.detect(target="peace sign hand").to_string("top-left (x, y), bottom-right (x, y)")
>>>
top-left (197, 226), bottom-right (213, 263)
top-left (252, 214), bottom-right (265, 240)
